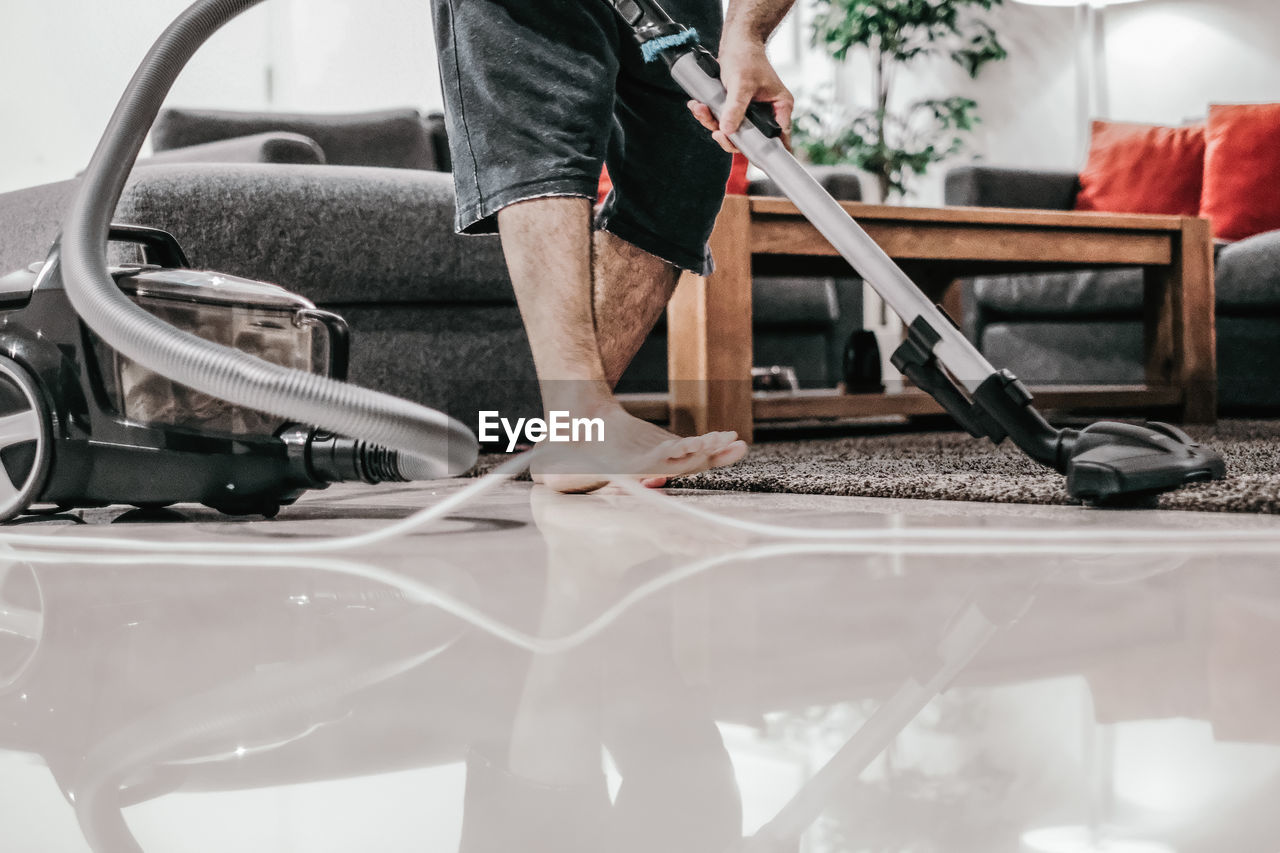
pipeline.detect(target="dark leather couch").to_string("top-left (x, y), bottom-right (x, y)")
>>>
top-left (946, 165), bottom-right (1280, 411)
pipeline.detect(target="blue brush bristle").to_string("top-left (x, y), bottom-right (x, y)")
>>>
top-left (640, 28), bottom-right (699, 63)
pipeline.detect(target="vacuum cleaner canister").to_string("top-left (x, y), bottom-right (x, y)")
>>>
top-left (0, 225), bottom-right (428, 522)
top-left (102, 267), bottom-right (336, 436)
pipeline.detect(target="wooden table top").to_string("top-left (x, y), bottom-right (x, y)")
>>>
top-left (748, 196), bottom-right (1202, 233)
top-left (742, 197), bottom-right (1212, 267)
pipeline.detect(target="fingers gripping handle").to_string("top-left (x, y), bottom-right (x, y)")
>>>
top-left (605, 0), bottom-right (781, 140)
top-left (684, 49), bottom-right (782, 138)
top-left (667, 52), bottom-right (997, 390)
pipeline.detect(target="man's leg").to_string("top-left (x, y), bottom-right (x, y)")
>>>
top-left (591, 230), bottom-right (746, 470)
top-left (497, 197), bottom-right (742, 493)
top-left (592, 229), bottom-right (678, 389)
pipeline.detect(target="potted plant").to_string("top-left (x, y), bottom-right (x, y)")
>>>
top-left (797, 0), bottom-right (1008, 202)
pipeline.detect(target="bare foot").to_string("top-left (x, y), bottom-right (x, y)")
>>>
top-left (531, 405), bottom-right (748, 493)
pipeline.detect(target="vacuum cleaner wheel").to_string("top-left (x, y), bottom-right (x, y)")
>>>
top-left (0, 357), bottom-right (52, 523)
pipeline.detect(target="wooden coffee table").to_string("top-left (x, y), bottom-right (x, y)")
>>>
top-left (623, 195), bottom-right (1216, 442)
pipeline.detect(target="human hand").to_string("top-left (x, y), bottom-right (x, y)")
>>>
top-left (687, 39), bottom-right (793, 153)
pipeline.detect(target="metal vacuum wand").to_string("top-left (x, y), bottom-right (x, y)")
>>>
top-left (747, 602), bottom-right (1000, 849)
top-left (738, 573), bottom-right (1046, 851)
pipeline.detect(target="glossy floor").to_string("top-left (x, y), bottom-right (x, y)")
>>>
top-left (2, 479), bottom-right (1280, 853)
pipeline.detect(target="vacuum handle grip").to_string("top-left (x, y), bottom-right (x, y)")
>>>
top-left (604, 0), bottom-right (782, 138)
top-left (745, 102), bottom-right (784, 139)
top-left (689, 48), bottom-right (783, 139)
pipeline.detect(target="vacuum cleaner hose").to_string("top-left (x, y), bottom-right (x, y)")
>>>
top-left (58, 0), bottom-right (478, 479)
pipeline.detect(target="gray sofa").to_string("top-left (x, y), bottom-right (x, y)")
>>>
top-left (947, 166), bottom-right (1280, 411)
top-left (0, 108), bottom-right (867, 427)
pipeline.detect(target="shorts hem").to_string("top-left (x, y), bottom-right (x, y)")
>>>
top-left (595, 212), bottom-right (714, 276)
top-left (455, 178), bottom-right (599, 236)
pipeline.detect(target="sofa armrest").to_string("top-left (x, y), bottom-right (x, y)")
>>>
top-left (1216, 229), bottom-right (1280, 312)
top-left (749, 164), bottom-right (863, 202)
top-left (944, 165), bottom-right (1079, 210)
top-left (138, 132), bottom-right (327, 167)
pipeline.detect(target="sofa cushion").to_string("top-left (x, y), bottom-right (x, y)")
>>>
top-left (1074, 120), bottom-right (1204, 217)
top-left (1202, 103), bottom-right (1280, 242)
top-left (944, 166), bottom-right (1079, 211)
top-left (971, 268), bottom-right (1145, 319)
top-left (0, 178), bottom-right (79, 274)
top-left (640, 274), bottom-right (841, 336)
top-left (113, 164), bottom-right (512, 305)
top-left (0, 164), bottom-right (514, 305)
top-left (1216, 229), bottom-right (1280, 312)
top-left (335, 304), bottom-right (539, 423)
top-left (979, 316), bottom-right (1280, 412)
top-left (0, 176), bottom-right (219, 270)
top-left (981, 320), bottom-right (1144, 384)
top-left (152, 108), bottom-right (441, 171)
top-left (752, 276), bottom-right (840, 329)
top-left (968, 233), bottom-right (1280, 318)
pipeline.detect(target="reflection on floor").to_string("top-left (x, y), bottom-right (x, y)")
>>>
top-left (2, 480), bottom-right (1280, 853)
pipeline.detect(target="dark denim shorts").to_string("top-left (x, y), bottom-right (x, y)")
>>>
top-left (430, 0), bottom-right (731, 274)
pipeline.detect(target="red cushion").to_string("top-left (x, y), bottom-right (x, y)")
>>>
top-left (1074, 120), bottom-right (1205, 217)
top-left (725, 152), bottom-right (750, 195)
top-left (597, 153), bottom-right (751, 206)
top-left (1201, 103), bottom-right (1280, 242)
top-left (597, 164), bottom-right (614, 207)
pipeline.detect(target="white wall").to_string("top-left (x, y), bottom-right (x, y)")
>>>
top-left (0, 0), bottom-right (441, 194)
top-left (265, 0), bottom-right (441, 114)
top-left (1105, 0), bottom-right (1280, 123)
top-left (0, 1), bottom-right (274, 193)
top-left (2, 0), bottom-right (1275, 199)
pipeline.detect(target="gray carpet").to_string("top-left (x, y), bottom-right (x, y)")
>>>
top-left (665, 419), bottom-right (1280, 514)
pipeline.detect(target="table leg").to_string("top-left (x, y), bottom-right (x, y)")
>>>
top-left (666, 194), bottom-right (754, 442)
top-left (910, 268), bottom-right (963, 329)
top-left (1144, 217), bottom-right (1216, 424)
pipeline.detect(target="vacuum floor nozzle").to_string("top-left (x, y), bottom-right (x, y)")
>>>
top-left (1061, 421), bottom-right (1226, 504)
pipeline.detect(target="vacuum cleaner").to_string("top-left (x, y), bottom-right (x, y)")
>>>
top-left (609, 0), bottom-right (1227, 504)
top-left (0, 0), bottom-right (478, 522)
top-left (0, 229), bottom-right (452, 520)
